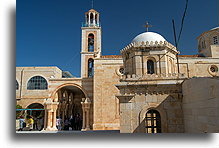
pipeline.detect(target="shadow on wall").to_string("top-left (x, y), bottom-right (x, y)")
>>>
top-left (81, 78), bottom-right (94, 130)
top-left (133, 94), bottom-right (184, 133)
top-left (133, 76), bottom-right (219, 133)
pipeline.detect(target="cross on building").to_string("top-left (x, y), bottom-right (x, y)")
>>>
top-left (144, 21), bottom-right (152, 32)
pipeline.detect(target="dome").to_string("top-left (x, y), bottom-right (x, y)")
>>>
top-left (132, 32), bottom-right (166, 43)
top-left (210, 26), bottom-right (219, 31)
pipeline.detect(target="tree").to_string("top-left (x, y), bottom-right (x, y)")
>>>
top-left (16, 104), bottom-right (23, 118)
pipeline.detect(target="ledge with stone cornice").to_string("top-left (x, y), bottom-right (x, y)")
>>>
top-left (120, 41), bottom-right (178, 55)
top-left (119, 73), bottom-right (187, 82)
top-left (115, 82), bottom-right (182, 97)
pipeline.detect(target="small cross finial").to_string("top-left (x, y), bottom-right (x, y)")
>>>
top-left (144, 21), bottom-right (152, 32)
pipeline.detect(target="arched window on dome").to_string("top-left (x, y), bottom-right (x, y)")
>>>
top-left (147, 60), bottom-right (155, 74)
top-left (27, 76), bottom-right (48, 90)
top-left (16, 80), bottom-right (19, 90)
top-left (145, 109), bottom-right (161, 133)
top-left (201, 40), bottom-right (206, 48)
top-left (88, 33), bottom-right (94, 52)
top-left (88, 58), bottom-right (94, 77)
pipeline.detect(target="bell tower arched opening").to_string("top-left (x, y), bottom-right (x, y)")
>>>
top-left (88, 58), bottom-right (94, 77)
top-left (88, 33), bottom-right (94, 52)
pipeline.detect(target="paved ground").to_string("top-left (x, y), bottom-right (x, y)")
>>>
top-left (16, 130), bottom-right (120, 134)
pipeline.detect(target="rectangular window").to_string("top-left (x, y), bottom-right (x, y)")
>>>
top-left (213, 36), bottom-right (218, 44)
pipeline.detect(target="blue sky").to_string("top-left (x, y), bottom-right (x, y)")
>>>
top-left (16, 0), bottom-right (218, 77)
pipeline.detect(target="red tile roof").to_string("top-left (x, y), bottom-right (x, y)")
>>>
top-left (178, 55), bottom-right (200, 57)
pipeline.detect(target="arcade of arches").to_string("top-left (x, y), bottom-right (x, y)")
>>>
top-left (44, 85), bottom-right (91, 131)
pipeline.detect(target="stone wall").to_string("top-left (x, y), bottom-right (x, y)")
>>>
top-left (93, 58), bottom-right (123, 130)
top-left (182, 77), bottom-right (219, 133)
top-left (16, 67), bottom-right (62, 107)
top-left (117, 82), bottom-right (184, 133)
top-left (179, 57), bottom-right (219, 78)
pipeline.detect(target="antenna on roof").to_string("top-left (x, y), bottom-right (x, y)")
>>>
top-left (91, 0), bottom-right (94, 9)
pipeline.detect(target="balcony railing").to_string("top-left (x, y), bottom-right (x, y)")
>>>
top-left (81, 22), bottom-right (101, 27)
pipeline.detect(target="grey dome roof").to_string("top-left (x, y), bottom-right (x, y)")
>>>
top-left (210, 26), bottom-right (219, 31)
top-left (132, 32), bottom-right (166, 43)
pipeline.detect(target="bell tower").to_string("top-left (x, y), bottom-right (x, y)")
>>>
top-left (81, 9), bottom-right (101, 78)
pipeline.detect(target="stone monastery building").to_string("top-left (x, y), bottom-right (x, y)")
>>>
top-left (16, 9), bottom-right (219, 133)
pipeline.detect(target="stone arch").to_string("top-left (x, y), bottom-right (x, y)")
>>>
top-left (27, 103), bottom-right (44, 109)
top-left (50, 83), bottom-right (88, 102)
top-left (199, 37), bottom-right (206, 49)
top-left (26, 103), bottom-right (45, 127)
top-left (48, 83), bottom-right (90, 131)
top-left (139, 104), bottom-right (168, 133)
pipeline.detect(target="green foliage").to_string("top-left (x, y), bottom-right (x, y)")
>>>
top-left (16, 104), bottom-right (23, 118)
top-left (16, 104), bottom-right (22, 109)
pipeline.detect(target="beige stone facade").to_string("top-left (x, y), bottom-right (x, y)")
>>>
top-left (16, 9), bottom-right (219, 133)
top-left (182, 77), bottom-right (219, 133)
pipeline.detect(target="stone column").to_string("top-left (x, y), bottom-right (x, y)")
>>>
top-left (82, 106), bottom-right (86, 130)
top-left (52, 102), bottom-right (59, 130)
top-left (85, 109), bottom-right (90, 130)
top-left (81, 98), bottom-right (86, 131)
top-left (97, 14), bottom-right (99, 25)
top-left (46, 110), bottom-right (53, 130)
top-left (45, 98), bottom-right (53, 131)
top-left (84, 98), bottom-right (91, 130)
top-left (43, 109), bottom-right (47, 130)
top-left (88, 12), bottom-right (90, 26)
top-left (93, 12), bottom-right (96, 25)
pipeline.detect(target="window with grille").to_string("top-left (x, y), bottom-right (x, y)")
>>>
top-left (27, 76), bottom-right (48, 90)
top-left (145, 110), bottom-right (161, 133)
top-left (213, 36), bottom-right (218, 44)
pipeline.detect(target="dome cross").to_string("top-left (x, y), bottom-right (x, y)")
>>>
top-left (144, 21), bottom-right (152, 32)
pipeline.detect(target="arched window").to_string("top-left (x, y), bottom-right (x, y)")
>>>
top-left (201, 40), bottom-right (206, 48)
top-left (27, 76), bottom-right (48, 90)
top-left (90, 13), bottom-right (94, 25)
top-left (95, 14), bottom-right (97, 24)
top-left (145, 109), bottom-right (161, 133)
top-left (147, 60), bottom-right (155, 74)
top-left (16, 80), bottom-right (19, 90)
top-left (88, 58), bottom-right (94, 77)
top-left (88, 33), bottom-right (94, 52)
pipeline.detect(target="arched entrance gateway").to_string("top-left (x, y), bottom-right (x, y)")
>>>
top-left (44, 84), bottom-right (91, 131)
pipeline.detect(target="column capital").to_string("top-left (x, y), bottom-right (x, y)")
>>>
top-left (85, 98), bottom-right (91, 103)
